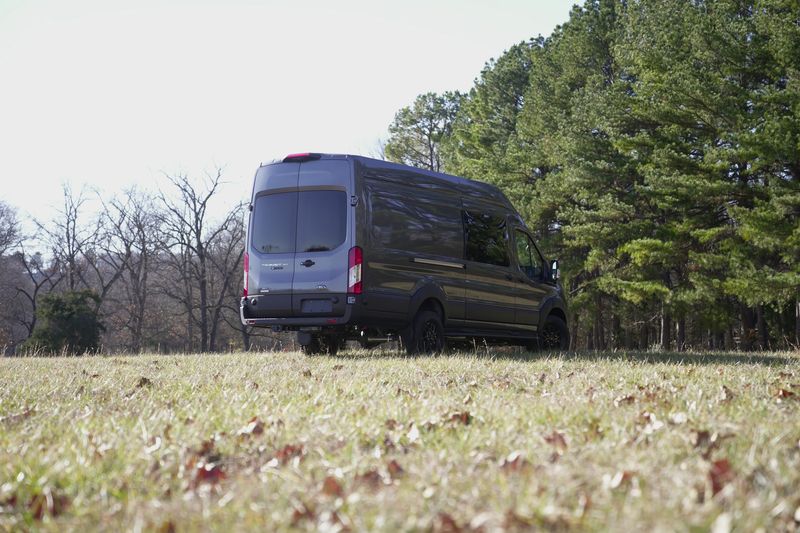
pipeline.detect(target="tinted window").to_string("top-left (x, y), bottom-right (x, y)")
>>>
top-left (296, 190), bottom-right (347, 252)
top-left (251, 192), bottom-right (297, 254)
top-left (368, 183), bottom-right (463, 258)
top-left (463, 210), bottom-right (509, 267)
top-left (251, 190), bottom-right (346, 254)
top-left (514, 230), bottom-right (543, 280)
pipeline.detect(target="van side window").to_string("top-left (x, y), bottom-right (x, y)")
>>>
top-left (462, 210), bottom-right (510, 267)
top-left (514, 230), bottom-right (543, 280)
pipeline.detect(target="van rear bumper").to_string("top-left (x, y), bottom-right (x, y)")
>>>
top-left (240, 294), bottom-right (355, 328)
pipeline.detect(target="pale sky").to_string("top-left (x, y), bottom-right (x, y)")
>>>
top-left (0, 0), bottom-right (572, 229)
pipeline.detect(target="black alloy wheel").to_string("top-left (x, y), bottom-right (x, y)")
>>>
top-left (538, 315), bottom-right (570, 351)
top-left (407, 309), bottom-right (445, 354)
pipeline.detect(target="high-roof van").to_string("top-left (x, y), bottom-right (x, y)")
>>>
top-left (240, 153), bottom-right (569, 355)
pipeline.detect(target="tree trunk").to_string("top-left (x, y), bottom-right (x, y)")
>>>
top-left (796, 297), bottom-right (800, 348)
top-left (570, 310), bottom-right (580, 351)
top-left (595, 295), bottom-right (606, 350)
top-left (676, 317), bottom-right (686, 352)
top-left (639, 320), bottom-right (649, 350)
top-left (660, 303), bottom-right (671, 351)
top-left (740, 305), bottom-right (756, 351)
top-left (756, 304), bottom-right (768, 350)
top-left (611, 312), bottom-right (622, 350)
top-left (587, 325), bottom-right (595, 351)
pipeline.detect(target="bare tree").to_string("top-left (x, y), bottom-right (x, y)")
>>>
top-left (158, 169), bottom-right (241, 352)
top-left (0, 201), bottom-right (20, 256)
top-left (101, 188), bottom-right (161, 352)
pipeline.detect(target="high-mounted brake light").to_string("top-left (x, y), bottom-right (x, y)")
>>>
top-left (283, 152), bottom-right (322, 163)
top-left (347, 246), bottom-right (362, 295)
top-left (243, 251), bottom-right (249, 297)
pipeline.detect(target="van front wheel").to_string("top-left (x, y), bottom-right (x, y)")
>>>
top-left (538, 315), bottom-right (569, 351)
top-left (405, 309), bottom-right (445, 354)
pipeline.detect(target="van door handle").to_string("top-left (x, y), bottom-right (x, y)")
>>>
top-left (300, 259), bottom-right (315, 267)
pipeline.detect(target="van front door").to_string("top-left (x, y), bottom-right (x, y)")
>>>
top-left (512, 230), bottom-right (548, 330)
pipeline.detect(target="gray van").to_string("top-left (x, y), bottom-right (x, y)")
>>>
top-left (240, 153), bottom-right (569, 355)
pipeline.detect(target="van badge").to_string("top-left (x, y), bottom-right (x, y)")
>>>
top-left (262, 262), bottom-right (287, 271)
top-left (316, 283), bottom-right (327, 290)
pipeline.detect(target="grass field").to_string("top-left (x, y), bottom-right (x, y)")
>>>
top-left (1, 348), bottom-right (799, 532)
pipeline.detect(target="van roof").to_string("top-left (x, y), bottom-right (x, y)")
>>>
top-left (260, 153), bottom-right (514, 209)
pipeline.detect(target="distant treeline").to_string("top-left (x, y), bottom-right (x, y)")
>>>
top-left (384, 0), bottom-right (799, 350)
top-left (0, 175), bottom-right (283, 355)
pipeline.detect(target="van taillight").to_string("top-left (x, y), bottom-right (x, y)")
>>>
top-left (347, 246), bottom-right (362, 294)
top-left (243, 252), bottom-right (249, 297)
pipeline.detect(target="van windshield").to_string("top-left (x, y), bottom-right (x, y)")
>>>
top-left (251, 190), bottom-right (346, 254)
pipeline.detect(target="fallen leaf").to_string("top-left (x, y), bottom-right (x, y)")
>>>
top-left (500, 451), bottom-right (531, 473)
top-left (192, 461), bottom-right (225, 487)
top-left (543, 431), bottom-right (568, 455)
top-left (385, 419), bottom-right (399, 430)
top-left (775, 389), bottom-right (796, 402)
top-left (291, 502), bottom-right (315, 526)
top-left (237, 417), bottom-right (265, 438)
top-left (434, 512), bottom-right (462, 533)
top-left (709, 459), bottom-right (734, 496)
top-left (332, 364), bottom-right (344, 371)
top-left (448, 411), bottom-right (472, 425)
top-left (614, 394), bottom-right (636, 407)
top-left (156, 521), bottom-right (176, 533)
top-left (136, 377), bottom-right (152, 388)
top-left (605, 470), bottom-right (635, 489)
top-left (0, 408), bottom-right (35, 425)
top-left (302, 369), bottom-right (312, 378)
top-left (321, 475), bottom-right (344, 497)
top-left (718, 385), bottom-right (734, 403)
top-left (387, 459), bottom-right (405, 479)
top-left (273, 444), bottom-right (305, 465)
top-left (354, 469), bottom-right (384, 489)
top-left (27, 487), bottom-right (69, 520)
top-left (248, 382), bottom-right (259, 390)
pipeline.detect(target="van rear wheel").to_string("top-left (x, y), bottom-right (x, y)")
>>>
top-left (404, 309), bottom-right (445, 355)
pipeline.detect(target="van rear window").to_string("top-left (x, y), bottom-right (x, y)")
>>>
top-left (251, 190), bottom-right (346, 254)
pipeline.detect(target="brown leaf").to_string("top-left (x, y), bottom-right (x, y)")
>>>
top-left (136, 376), bottom-right (153, 388)
top-left (0, 408), bottom-right (35, 425)
top-left (192, 461), bottom-right (226, 487)
top-left (775, 389), bottom-right (796, 401)
top-left (156, 521), bottom-right (176, 533)
top-left (248, 381), bottom-right (259, 390)
top-left (709, 459), bottom-right (734, 496)
top-left (332, 364), bottom-right (344, 371)
top-left (273, 443), bottom-right (305, 465)
top-left (354, 469), bottom-right (384, 489)
top-left (27, 487), bottom-right (69, 520)
top-left (237, 417), bottom-right (265, 438)
top-left (543, 430), bottom-right (568, 455)
top-left (500, 451), bottom-right (531, 473)
top-left (291, 502), bottom-right (315, 526)
top-left (301, 369), bottom-right (312, 378)
top-left (719, 385), bottom-right (734, 403)
top-left (614, 394), bottom-right (636, 407)
top-left (387, 459), bottom-right (405, 478)
top-left (434, 512), bottom-right (462, 533)
top-left (321, 475), bottom-right (344, 497)
top-left (385, 419), bottom-right (399, 430)
top-left (448, 411), bottom-right (472, 425)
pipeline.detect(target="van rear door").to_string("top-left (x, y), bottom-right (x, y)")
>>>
top-left (291, 159), bottom-right (352, 317)
top-left (249, 163), bottom-right (300, 317)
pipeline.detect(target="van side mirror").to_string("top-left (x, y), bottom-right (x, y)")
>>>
top-left (550, 259), bottom-right (559, 281)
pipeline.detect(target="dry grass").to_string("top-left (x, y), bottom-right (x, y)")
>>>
top-left (1, 349), bottom-right (799, 532)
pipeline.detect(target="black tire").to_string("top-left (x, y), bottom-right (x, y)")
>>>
top-left (405, 309), bottom-right (445, 355)
top-left (537, 315), bottom-right (570, 351)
